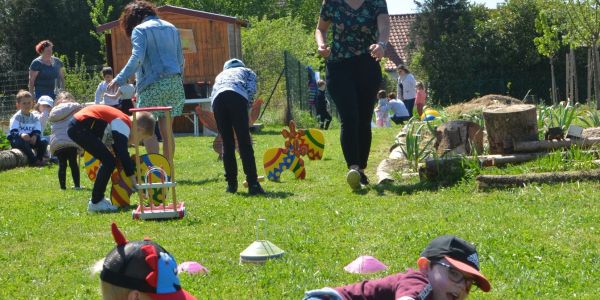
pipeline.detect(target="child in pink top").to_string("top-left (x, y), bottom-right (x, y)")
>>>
top-left (415, 82), bottom-right (427, 118)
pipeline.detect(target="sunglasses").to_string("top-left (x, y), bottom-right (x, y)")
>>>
top-left (432, 261), bottom-right (477, 292)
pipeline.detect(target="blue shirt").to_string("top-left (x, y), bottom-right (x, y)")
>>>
top-left (114, 16), bottom-right (184, 92)
top-left (29, 56), bottom-right (63, 94)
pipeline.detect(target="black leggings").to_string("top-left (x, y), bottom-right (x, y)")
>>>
top-left (68, 119), bottom-right (114, 203)
top-left (55, 147), bottom-right (80, 189)
top-left (326, 54), bottom-right (382, 169)
top-left (9, 135), bottom-right (47, 165)
top-left (212, 91), bottom-right (259, 185)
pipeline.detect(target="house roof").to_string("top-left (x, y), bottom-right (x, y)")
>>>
top-left (384, 14), bottom-right (417, 71)
top-left (96, 5), bottom-right (248, 33)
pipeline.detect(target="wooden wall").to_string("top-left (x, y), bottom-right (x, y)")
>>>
top-left (109, 12), bottom-right (239, 85)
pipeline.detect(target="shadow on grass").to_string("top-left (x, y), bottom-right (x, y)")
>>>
top-left (371, 180), bottom-right (452, 196)
top-left (177, 178), bottom-right (220, 186)
top-left (240, 191), bottom-right (294, 199)
top-left (251, 129), bottom-right (284, 136)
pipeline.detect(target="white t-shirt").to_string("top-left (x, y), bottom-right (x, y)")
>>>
top-left (388, 99), bottom-right (409, 117)
top-left (119, 84), bottom-right (135, 99)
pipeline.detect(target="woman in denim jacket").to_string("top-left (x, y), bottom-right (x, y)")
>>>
top-left (109, 0), bottom-right (184, 165)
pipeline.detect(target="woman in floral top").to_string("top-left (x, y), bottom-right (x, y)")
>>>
top-left (315, 0), bottom-right (389, 190)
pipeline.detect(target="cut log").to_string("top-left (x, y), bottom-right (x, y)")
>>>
top-left (478, 152), bottom-right (548, 167)
top-left (477, 169), bottom-right (600, 190)
top-left (483, 104), bottom-right (538, 154)
top-left (513, 137), bottom-right (600, 153)
top-left (434, 120), bottom-right (483, 155)
top-left (0, 149), bottom-right (28, 171)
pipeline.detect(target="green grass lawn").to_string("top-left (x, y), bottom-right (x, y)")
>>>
top-left (0, 125), bottom-right (598, 299)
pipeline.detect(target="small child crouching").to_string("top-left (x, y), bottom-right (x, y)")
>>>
top-left (304, 235), bottom-right (491, 300)
top-left (49, 91), bottom-right (83, 190)
top-left (96, 223), bottom-right (197, 300)
top-left (67, 105), bottom-right (155, 212)
top-left (8, 90), bottom-right (48, 166)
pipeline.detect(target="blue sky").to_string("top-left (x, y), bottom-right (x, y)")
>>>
top-left (387, 0), bottom-right (505, 14)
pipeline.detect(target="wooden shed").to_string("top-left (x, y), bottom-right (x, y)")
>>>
top-left (96, 5), bottom-right (248, 134)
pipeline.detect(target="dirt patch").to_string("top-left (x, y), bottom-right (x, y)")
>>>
top-left (445, 94), bottom-right (523, 116)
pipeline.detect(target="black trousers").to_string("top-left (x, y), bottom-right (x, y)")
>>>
top-left (326, 54), bottom-right (382, 169)
top-left (10, 135), bottom-right (47, 164)
top-left (118, 99), bottom-right (134, 116)
top-left (68, 119), bottom-right (114, 203)
top-left (403, 98), bottom-right (415, 118)
top-left (212, 91), bottom-right (258, 185)
top-left (55, 147), bottom-right (80, 189)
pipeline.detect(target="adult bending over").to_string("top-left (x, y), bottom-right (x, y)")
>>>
top-left (109, 0), bottom-right (185, 165)
top-left (29, 40), bottom-right (65, 100)
top-left (315, 0), bottom-right (390, 190)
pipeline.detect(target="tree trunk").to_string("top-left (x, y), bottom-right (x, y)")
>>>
top-left (573, 48), bottom-right (579, 103)
top-left (0, 149), bottom-right (28, 171)
top-left (588, 47), bottom-right (593, 103)
top-left (483, 104), bottom-right (538, 154)
top-left (566, 51), bottom-right (571, 102)
top-left (513, 137), bottom-right (600, 152)
top-left (594, 44), bottom-right (600, 108)
top-left (550, 56), bottom-right (557, 105)
top-left (477, 169), bottom-right (600, 190)
top-left (434, 120), bottom-right (483, 156)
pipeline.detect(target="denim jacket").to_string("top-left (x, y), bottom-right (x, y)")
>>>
top-left (114, 16), bottom-right (184, 92)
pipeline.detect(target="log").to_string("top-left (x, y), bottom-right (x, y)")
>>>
top-left (478, 152), bottom-right (548, 167)
top-left (483, 104), bottom-right (538, 154)
top-left (434, 120), bottom-right (483, 156)
top-left (513, 137), bottom-right (600, 153)
top-left (477, 169), bottom-right (600, 190)
top-left (0, 149), bottom-right (29, 171)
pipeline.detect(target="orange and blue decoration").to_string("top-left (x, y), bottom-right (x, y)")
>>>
top-left (263, 121), bottom-right (325, 181)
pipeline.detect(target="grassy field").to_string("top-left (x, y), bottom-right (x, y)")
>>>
top-left (0, 125), bottom-right (598, 299)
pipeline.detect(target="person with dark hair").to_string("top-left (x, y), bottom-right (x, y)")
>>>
top-left (108, 0), bottom-right (185, 166)
top-left (29, 40), bottom-right (65, 99)
top-left (315, 0), bottom-right (390, 190)
top-left (95, 67), bottom-right (120, 108)
top-left (315, 79), bottom-right (332, 130)
top-left (397, 64), bottom-right (417, 118)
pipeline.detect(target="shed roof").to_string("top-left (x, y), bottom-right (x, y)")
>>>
top-left (96, 5), bottom-right (248, 33)
top-left (384, 14), bottom-right (417, 71)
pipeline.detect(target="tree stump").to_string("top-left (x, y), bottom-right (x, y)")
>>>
top-left (435, 120), bottom-right (483, 156)
top-left (483, 104), bottom-right (538, 154)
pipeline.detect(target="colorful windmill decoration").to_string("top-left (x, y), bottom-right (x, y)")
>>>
top-left (83, 152), bottom-right (171, 207)
top-left (263, 121), bottom-right (325, 181)
top-left (195, 99), bottom-right (263, 159)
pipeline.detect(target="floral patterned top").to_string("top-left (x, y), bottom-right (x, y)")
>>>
top-left (320, 0), bottom-right (388, 62)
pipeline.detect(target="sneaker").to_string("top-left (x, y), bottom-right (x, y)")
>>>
top-left (226, 182), bottom-right (238, 193)
top-left (248, 183), bottom-right (266, 195)
top-left (73, 186), bottom-right (83, 190)
top-left (358, 170), bottom-right (369, 186)
top-left (346, 169), bottom-right (361, 191)
top-left (88, 198), bottom-right (118, 213)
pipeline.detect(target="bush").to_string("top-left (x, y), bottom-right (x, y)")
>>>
top-left (0, 131), bottom-right (10, 150)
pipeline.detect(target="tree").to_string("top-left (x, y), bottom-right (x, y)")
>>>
top-left (534, 0), bottom-right (565, 104)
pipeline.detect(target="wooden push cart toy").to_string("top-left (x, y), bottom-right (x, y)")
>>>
top-left (130, 106), bottom-right (185, 220)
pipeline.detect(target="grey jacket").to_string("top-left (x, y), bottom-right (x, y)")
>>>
top-left (49, 102), bottom-right (83, 155)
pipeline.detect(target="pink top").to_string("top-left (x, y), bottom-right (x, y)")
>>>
top-left (335, 269), bottom-right (432, 300)
top-left (415, 90), bottom-right (427, 106)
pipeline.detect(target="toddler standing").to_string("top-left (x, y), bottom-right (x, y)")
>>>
top-left (374, 90), bottom-right (390, 127)
top-left (49, 91), bottom-right (83, 190)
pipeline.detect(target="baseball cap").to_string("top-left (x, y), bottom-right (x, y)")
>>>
top-left (100, 223), bottom-right (196, 300)
top-left (421, 235), bottom-right (491, 292)
top-left (37, 95), bottom-right (54, 108)
top-left (223, 58), bottom-right (245, 70)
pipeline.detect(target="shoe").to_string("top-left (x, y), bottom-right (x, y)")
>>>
top-left (248, 183), bottom-right (266, 195)
top-left (346, 169), bottom-right (361, 191)
top-left (226, 181), bottom-right (238, 193)
top-left (73, 186), bottom-right (83, 190)
top-left (88, 198), bottom-right (118, 213)
top-left (359, 170), bottom-right (369, 186)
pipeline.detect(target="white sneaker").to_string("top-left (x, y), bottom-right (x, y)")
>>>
top-left (346, 169), bottom-right (362, 191)
top-left (88, 198), bottom-right (118, 213)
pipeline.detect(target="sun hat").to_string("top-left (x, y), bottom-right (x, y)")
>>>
top-left (223, 58), bottom-right (245, 70)
top-left (421, 235), bottom-right (491, 292)
top-left (100, 223), bottom-right (196, 300)
top-left (37, 95), bottom-right (54, 108)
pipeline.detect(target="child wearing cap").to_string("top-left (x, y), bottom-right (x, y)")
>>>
top-left (98, 223), bottom-right (197, 300)
top-left (67, 105), bottom-right (155, 212)
top-left (303, 235), bottom-right (491, 300)
top-left (8, 90), bottom-right (48, 166)
top-left (211, 58), bottom-right (265, 195)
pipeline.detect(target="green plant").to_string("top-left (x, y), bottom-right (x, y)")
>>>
top-left (0, 131), bottom-right (9, 150)
top-left (549, 104), bottom-right (577, 131)
top-left (400, 121), bottom-right (435, 172)
top-left (578, 109), bottom-right (600, 127)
